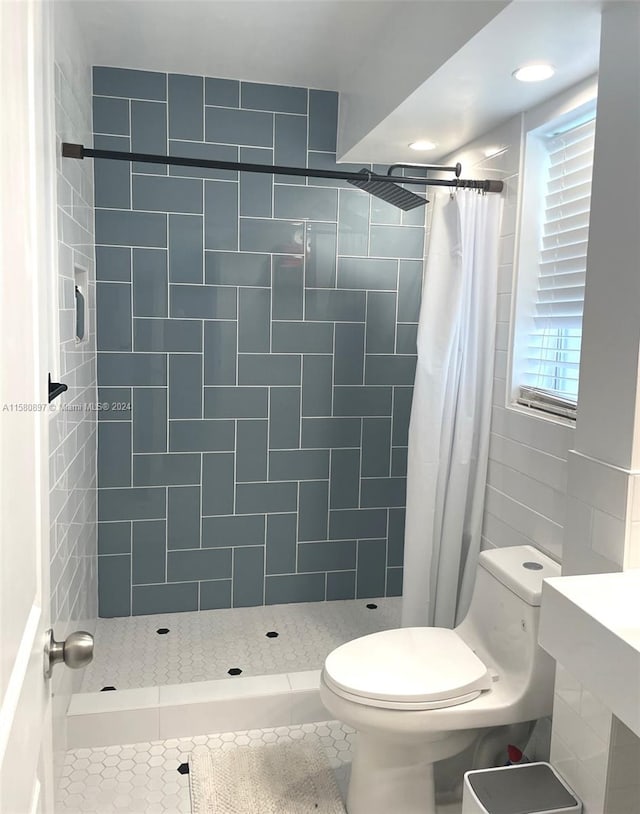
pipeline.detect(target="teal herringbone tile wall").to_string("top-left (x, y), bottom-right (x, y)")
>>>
top-left (93, 67), bottom-right (423, 616)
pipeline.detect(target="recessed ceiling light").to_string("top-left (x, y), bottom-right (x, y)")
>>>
top-left (409, 140), bottom-right (437, 151)
top-left (513, 64), bottom-right (555, 82)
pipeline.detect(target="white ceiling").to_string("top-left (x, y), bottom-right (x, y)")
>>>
top-left (343, 0), bottom-right (603, 163)
top-left (65, 0), bottom-right (603, 163)
top-left (67, 0), bottom-right (400, 90)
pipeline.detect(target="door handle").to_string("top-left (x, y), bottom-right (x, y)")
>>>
top-left (44, 629), bottom-right (94, 679)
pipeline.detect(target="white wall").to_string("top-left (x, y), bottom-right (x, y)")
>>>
top-left (449, 61), bottom-right (640, 813)
top-left (550, 664), bottom-right (613, 811)
top-left (548, 6), bottom-right (640, 812)
top-left (50, 0), bottom-right (97, 777)
top-left (445, 105), bottom-right (575, 564)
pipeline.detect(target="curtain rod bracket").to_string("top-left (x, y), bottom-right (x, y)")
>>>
top-left (62, 143), bottom-right (85, 159)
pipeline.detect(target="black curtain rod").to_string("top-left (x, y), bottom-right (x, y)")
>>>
top-left (61, 143), bottom-right (504, 193)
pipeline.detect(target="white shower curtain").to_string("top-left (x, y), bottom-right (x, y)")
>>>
top-left (401, 189), bottom-right (501, 629)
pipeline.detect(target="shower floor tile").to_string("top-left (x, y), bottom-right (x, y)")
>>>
top-left (56, 720), bottom-right (355, 813)
top-left (81, 597), bottom-right (401, 692)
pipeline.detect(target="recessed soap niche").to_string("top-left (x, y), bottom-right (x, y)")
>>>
top-left (74, 266), bottom-right (88, 343)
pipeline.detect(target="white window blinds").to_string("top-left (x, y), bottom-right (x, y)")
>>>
top-left (519, 115), bottom-right (595, 417)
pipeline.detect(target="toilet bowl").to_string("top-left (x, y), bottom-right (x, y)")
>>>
top-left (320, 545), bottom-right (561, 814)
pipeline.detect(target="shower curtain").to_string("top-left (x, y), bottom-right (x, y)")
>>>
top-left (401, 188), bottom-right (501, 629)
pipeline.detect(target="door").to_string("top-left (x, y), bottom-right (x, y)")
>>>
top-left (0, 1), bottom-right (57, 812)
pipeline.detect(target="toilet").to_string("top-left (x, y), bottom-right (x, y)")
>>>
top-left (320, 545), bottom-right (561, 814)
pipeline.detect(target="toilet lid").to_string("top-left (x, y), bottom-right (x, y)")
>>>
top-left (324, 628), bottom-right (492, 705)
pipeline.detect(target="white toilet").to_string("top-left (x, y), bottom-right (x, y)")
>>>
top-left (320, 544), bottom-right (561, 814)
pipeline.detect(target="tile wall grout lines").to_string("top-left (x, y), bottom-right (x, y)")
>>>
top-left (94, 92), bottom-right (312, 118)
top-left (164, 487), bottom-right (169, 607)
top-left (94, 70), bottom-right (417, 612)
top-left (367, 181), bottom-right (373, 259)
top-left (100, 349), bottom-right (410, 355)
top-left (358, 412), bottom-right (364, 512)
top-left (130, 573), bottom-right (234, 585)
top-left (390, 267), bottom-right (399, 471)
top-left (199, 453), bottom-right (204, 553)
top-left (235, 286), bottom-right (240, 387)
top-left (232, 420), bottom-right (237, 516)
top-left (261, 540), bottom-right (266, 605)
top-left (230, 535), bottom-right (235, 606)
top-left (262, 486), bottom-right (268, 602)
top-left (389, 387), bottom-right (396, 480)
top-left (129, 389), bottom-right (134, 485)
top-left (271, 112), bottom-right (276, 213)
top-left (305, 87), bottom-right (310, 183)
top-left (394, 260), bottom-right (400, 356)
top-left (235, 120), bottom-right (241, 251)
top-left (302, 222), bottom-right (307, 318)
top-left (96, 241), bottom-right (423, 263)
top-left (384, 509), bottom-right (390, 597)
top-left (295, 481), bottom-right (300, 575)
top-left (334, 187), bottom-right (341, 290)
top-left (362, 289), bottom-right (368, 387)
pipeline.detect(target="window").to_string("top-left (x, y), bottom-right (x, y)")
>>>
top-left (512, 99), bottom-right (596, 420)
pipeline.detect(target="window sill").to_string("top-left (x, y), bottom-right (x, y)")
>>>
top-left (506, 400), bottom-right (577, 429)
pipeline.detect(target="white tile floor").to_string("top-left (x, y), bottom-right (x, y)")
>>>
top-left (56, 720), bottom-right (355, 813)
top-left (82, 597), bottom-right (401, 692)
top-left (56, 721), bottom-right (464, 814)
top-left (62, 599), bottom-right (470, 812)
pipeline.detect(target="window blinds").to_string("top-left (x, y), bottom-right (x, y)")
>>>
top-left (519, 116), bottom-right (595, 417)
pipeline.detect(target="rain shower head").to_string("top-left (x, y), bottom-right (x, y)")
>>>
top-left (348, 169), bottom-right (429, 211)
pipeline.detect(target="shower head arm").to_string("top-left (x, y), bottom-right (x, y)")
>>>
top-left (379, 173), bottom-right (502, 193)
top-left (387, 162), bottom-right (462, 178)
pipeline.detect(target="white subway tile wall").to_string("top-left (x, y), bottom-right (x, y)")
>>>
top-left (449, 116), bottom-right (575, 562)
top-left (562, 450), bottom-right (640, 575)
top-left (551, 665), bottom-right (612, 813)
top-left (454, 102), bottom-right (640, 812)
top-left (604, 718), bottom-right (640, 814)
top-left (51, 53), bottom-right (97, 635)
top-left (50, 2), bottom-right (98, 784)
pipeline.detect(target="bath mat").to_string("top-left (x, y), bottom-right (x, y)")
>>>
top-left (189, 739), bottom-right (346, 814)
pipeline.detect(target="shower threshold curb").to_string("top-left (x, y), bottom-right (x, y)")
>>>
top-left (66, 670), bottom-right (326, 748)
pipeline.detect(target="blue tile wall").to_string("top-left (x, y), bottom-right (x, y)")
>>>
top-left (94, 67), bottom-right (421, 616)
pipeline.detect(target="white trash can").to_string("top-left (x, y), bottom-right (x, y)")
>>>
top-left (462, 762), bottom-right (582, 814)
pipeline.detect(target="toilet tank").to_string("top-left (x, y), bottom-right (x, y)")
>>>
top-left (456, 545), bottom-right (560, 692)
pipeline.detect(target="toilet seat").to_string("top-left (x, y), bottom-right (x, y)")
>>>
top-left (322, 671), bottom-right (487, 711)
top-left (323, 627), bottom-right (493, 710)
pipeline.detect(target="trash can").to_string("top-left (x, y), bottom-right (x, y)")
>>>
top-left (462, 762), bottom-right (582, 814)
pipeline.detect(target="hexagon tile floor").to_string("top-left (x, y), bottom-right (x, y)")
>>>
top-left (56, 721), bottom-right (463, 814)
top-left (56, 720), bottom-right (355, 813)
top-left (81, 597), bottom-right (401, 692)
